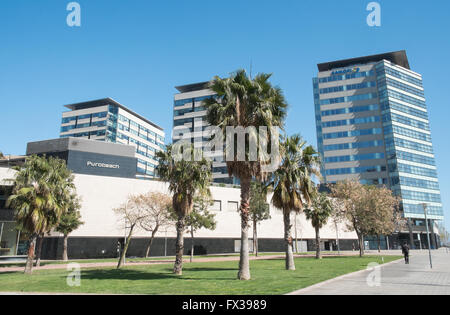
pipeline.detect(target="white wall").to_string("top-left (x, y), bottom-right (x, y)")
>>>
top-left (69, 173), bottom-right (357, 240)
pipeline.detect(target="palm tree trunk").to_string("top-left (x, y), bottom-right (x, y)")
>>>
top-left (145, 227), bottom-right (158, 258)
top-left (315, 226), bottom-right (321, 259)
top-left (294, 212), bottom-right (298, 254)
top-left (378, 235), bottom-right (381, 253)
top-left (238, 176), bottom-right (251, 280)
top-left (63, 234), bottom-right (69, 261)
top-left (283, 211), bottom-right (295, 270)
top-left (35, 233), bottom-right (44, 267)
top-left (117, 224), bottom-right (135, 269)
top-left (190, 226), bottom-right (194, 263)
top-left (25, 234), bottom-right (37, 274)
top-left (173, 214), bottom-right (186, 275)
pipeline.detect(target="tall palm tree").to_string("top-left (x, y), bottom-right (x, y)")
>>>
top-left (204, 69), bottom-right (287, 280)
top-left (304, 192), bottom-right (333, 259)
top-left (156, 145), bottom-right (211, 275)
top-left (7, 155), bottom-right (74, 274)
top-left (269, 135), bottom-right (320, 270)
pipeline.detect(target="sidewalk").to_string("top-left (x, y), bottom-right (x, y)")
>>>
top-left (289, 248), bottom-right (450, 295)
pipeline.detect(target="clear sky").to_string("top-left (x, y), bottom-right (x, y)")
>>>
top-left (1, 0), bottom-right (449, 230)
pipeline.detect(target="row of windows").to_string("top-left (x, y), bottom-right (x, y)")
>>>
top-left (390, 163), bottom-right (437, 178)
top-left (391, 176), bottom-right (440, 190)
top-left (321, 104), bottom-right (379, 116)
top-left (61, 111), bottom-right (108, 124)
top-left (360, 178), bottom-right (388, 185)
top-left (174, 106), bottom-right (206, 117)
top-left (174, 96), bottom-right (214, 107)
top-left (174, 117), bottom-right (194, 127)
top-left (380, 100), bottom-right (428, 120)
top-left (324, 152), bottom-right (385, 163)
top-left (137, 158), bottom-right (157, 169)
top-left (325, 165), bottom-right (386, 176)
top-left (385, 137), bottom-right (433, 154)
top-left (383, 113), bottom-right (430, 131)
top-left (318, 70), bottom-right (375, 83)
top-left (377, 66), bottom-right (423, 87)
top-left (384, 125), bottom-right (432, 142)
top-left (323, 140), bottom-right (384, 151)
top-left (320, 93), bottom-right (378, 105)
top-left (118, 123), bottom-right (162, 147)
top-left (403, 204), bottom-right (443, 216)
top-left (61, 130), bottom-right (106, 139)
top-left (118, 114), bottom-right (163, 142)
top-left (401, 190), bottom-right (441, 203)
top-left (319, 81), bottom-right (376, 94)
top-left (60, 120), bottom-right (107, 133)
top-left (117, 133), bottom-right (159, 159)
top-left (394, 150), bottom-right (435, 166)
top-left (323, 128), bottom-right (382, 139)
top-left (379, 88), bottom-right (426, 109)
top-left (322, 116), bottom-right (380, 128)
top-left (379, 76), bottom-right (424, 97)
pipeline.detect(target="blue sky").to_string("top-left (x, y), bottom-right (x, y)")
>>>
top-left (1, 0), bottom-right (449, 229)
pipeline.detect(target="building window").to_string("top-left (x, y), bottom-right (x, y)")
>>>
top-left (227, 201), bottom-right (239, 212)
top-left (210, 200), bottom-right (222, 212)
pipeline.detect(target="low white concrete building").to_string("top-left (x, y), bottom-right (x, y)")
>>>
top-left (0, 166), bottom-right (359, 259)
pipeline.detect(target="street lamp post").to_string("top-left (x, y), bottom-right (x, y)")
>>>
top-left (422, 203), bottom-right (433, 269)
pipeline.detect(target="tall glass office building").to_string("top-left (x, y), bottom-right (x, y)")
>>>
top-left (313, 51), bottom-right (444, 247)
top-left (60, 98), bottom-right (165, 180)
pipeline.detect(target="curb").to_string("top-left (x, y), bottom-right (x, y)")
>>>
top-left (285, 258), bottom-right (404, 295)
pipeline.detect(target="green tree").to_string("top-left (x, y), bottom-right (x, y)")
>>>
top-left (55, 193), bottom-right (84, 261)
top-left (186, 191), bottom-right (217, 262)
top-left (204, 69), bottom-right (287, 280)
top-left (269, 135), bottom-right (320, 270)
top-left (156, 144), bottom-right (211, 275)
top-left (304, 192), bottom-right (333, 259)
top-left (0, 152), bottom-right (4, 159)
top-left (7, 155), bottom-right (75, 274)
top-left (249, 181), bottom-right (270, 256)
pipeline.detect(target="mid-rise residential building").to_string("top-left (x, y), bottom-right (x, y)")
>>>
top-left (173, 83), bottom-right (238, 185)
top-left (59, 98), bottom-right (165, 179)
top-left (313, 50), bottom-right (443, 248)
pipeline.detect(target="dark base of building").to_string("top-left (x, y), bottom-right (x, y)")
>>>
top-left (40, 237), bottom-right (361, 260)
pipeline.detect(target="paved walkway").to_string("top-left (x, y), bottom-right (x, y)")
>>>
top-left (289, 248), bottom-right (450, 295)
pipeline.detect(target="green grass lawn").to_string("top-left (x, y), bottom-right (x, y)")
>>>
top-left (0, 255), bottom-right (401, 294)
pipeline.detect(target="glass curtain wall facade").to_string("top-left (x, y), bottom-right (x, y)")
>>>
top-left (314, 52), bottom-right (444, 227)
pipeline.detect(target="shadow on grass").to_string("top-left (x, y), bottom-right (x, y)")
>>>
top-left (80, 269), bottom-right (179, 281)
top-left (79, 266), bottom-right (240, 282)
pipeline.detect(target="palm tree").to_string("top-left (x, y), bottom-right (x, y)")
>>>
top-left (204, 69), bottom-right (287, 280)
top-left (7, 155), bottom-right (74, 274)
top-left (269, 135), bottom-right (320, 270)
top-left (156, 144), bottom-right (211, 275)
top-left (0, 152), bottom-right (4, 159)
top-left (304, 192), bottom-right (333, 259)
